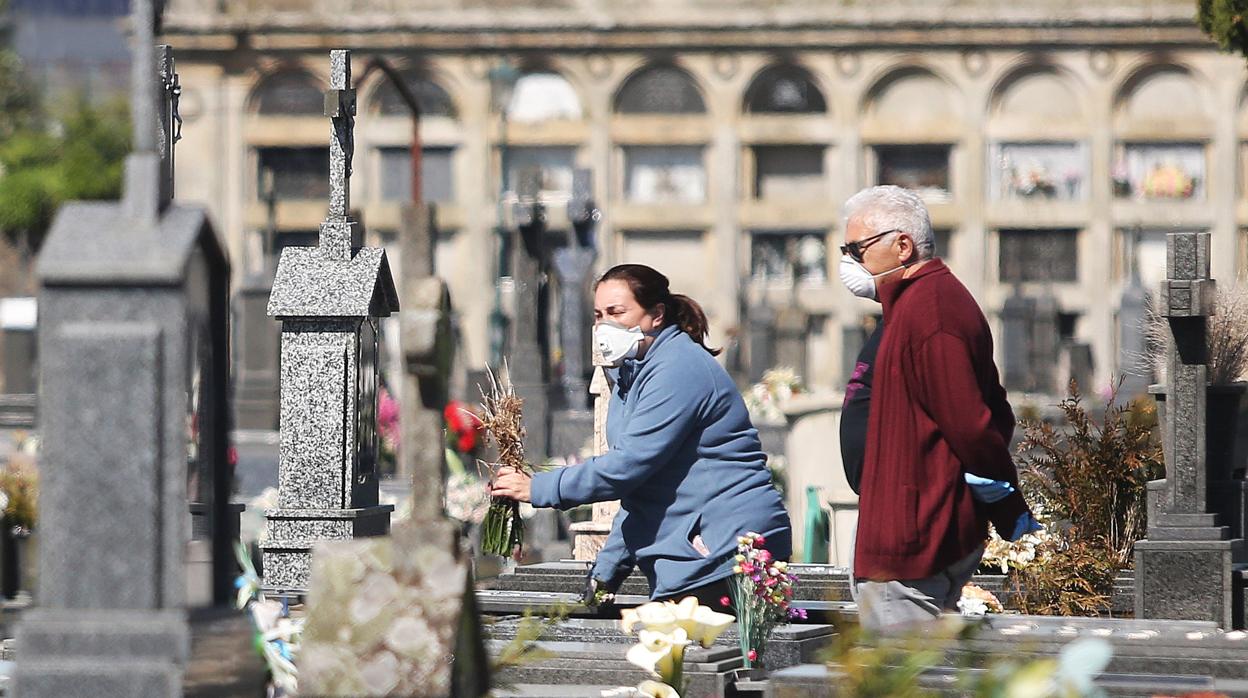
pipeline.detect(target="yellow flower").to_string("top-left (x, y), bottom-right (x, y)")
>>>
top-left (732, 565), bottom-right (742, 574)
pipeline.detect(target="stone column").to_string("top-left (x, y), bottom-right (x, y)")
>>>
top-left (395, 203), bottom-right (449, 487)
top-left (1136, 231), bottom-right (1245, 629)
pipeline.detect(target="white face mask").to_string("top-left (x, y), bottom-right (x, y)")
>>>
top-left (594, 321), bottom-right (646, 366)
top-left (838, 255), bottom-right (908, 302)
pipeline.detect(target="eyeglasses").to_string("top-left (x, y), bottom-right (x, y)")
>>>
top-left (839, 229), bottom-right (902, 263)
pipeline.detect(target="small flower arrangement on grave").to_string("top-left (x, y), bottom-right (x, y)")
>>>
top-left (0, 437), bottom-right (39, 534)
top-left (743, 368), bottom-right (803, 424)
top-left (980, 519), bottom-right (1051, 574)
top-left (443, 400), bottom-right (489, 525)
top-left (1142, 162), bottom-right (1196, 199)
top-left (608, 596), bottom-right (734, 697)
top-left (234, 542), bottom-right (302, 696)
top-left (726, 532), bottom-right (804, 669)
top-left (377, 385), bottom-right (399, 475)
top-left (478, 368), bottom-right (531, 558)
top-left (956, 583), bottom-right (1005, 617)
top-left (1014, 165), bottom-right (1058, 199)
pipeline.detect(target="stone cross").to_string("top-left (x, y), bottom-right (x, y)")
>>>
top-left (262, 50), bottom-right (397, 595)
top-left (323, 49), bottom-right (357, 258)
top-left (298, 64), bottom-right (487, 688)
top-left (1135, 231), bottom-right (1245, 628)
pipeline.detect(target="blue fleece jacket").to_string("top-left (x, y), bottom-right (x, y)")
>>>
top-left (530, 324), bottom-right (792, 598)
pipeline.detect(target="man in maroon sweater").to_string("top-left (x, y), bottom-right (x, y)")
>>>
top-left (838, 186), bottom-right (1037, 631)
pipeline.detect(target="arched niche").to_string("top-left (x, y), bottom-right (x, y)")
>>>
top-left (251, 69), bottom-right (324, 116)
top-left (991, 67), bottom-right (1084, 125)
top-left (371, 71), bottom-right (457, 118)
top-left (504, 71), bottom-right (583, 123)
top-left (1116, 65), bottom-right (1208, 125)
top-left (743, 64), bottom-right (827, 114)
top-left (615, 64), bottom-right (706, 115)
top-left (862, 67), bottom-right (960, 136)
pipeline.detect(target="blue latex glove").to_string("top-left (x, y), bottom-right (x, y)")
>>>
top-left (964, 472), bottom-right (1015, 503)
top-left (1008, 511), bottom-right (1044, 541)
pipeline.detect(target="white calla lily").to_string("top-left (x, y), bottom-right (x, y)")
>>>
top-left (668, 596), bottom-right (735, 648)
top-left (637, 680), bottom-right (681, 698)
top-left (688, 605), bottom-right (735, 647)
top-left (626, 628), bottom-right (690, 684)
top-left (621, 601), bottom-right (678, 635)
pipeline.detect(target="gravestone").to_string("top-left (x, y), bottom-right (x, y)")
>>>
top-left (549, 169), bottom-right (598, 459)
top-left (747, 301), bottom-right (777, 383)
top-left (1000, 286), bottom-right (1034, 392)
top-left (297, 55), bottom-right (487, 691)
top-left (506, 168), bottom-right (551, 459)
top-left (261, 50), bottom-right (397, 595)
top-left (1136, 231), bottom-right (1246, 629)
top-left (774, 305), bottom-right (810, 380)
top-left (15, 4), bottom-right (233, 692)
top-left (1031, 289), bottom-right (1059, 393)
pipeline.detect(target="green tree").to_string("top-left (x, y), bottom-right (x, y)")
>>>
top-left (1197, 0), bottom-right (1248, 60)
top-left (0, 97), bottom-right (131, 254)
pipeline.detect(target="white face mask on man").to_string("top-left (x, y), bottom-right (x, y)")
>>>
top-left (594, 321), bottom-right (647, 366)
top-left (838, 256), bottom-right (910, 302)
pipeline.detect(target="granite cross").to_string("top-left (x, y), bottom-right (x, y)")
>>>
top-left (1135, 231), bottom-right (1245, 628)
top-left (323, 49), bottom-right (357, 258)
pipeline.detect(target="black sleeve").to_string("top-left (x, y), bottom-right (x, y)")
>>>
top-left (839, 322), bottom-right (884, 495)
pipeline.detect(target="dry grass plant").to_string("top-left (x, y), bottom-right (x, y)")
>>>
top-left (1143, 282), bottom-right (1248, 385)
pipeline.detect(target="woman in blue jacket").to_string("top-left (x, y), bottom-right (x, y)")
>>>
top-left (491, 264), bottom-right (792, 606)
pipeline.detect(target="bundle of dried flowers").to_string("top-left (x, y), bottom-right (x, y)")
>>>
top-left (478, 366), bottom-right (529, 558)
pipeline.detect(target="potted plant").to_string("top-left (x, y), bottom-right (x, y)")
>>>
top-left (1010, 383), bottom-right (1163, 615)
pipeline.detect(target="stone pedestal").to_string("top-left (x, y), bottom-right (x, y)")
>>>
top-left (1135, 538), bottom-right (1244, 628)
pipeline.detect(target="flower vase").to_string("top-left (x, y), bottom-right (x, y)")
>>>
top-left (14, 528), bottom-right (35, 599)
top-left (731, 667), bottom-right (767, 683)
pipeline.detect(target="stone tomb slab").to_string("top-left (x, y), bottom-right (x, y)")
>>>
top-left (489, 639), bottom-right (741, 698)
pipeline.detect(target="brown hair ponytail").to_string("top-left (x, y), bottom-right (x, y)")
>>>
top-left (596, 264), bottom-right (721, 356)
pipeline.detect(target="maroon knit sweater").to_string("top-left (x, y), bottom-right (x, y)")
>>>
top-left (853, 259), bottom-right (1030, 581)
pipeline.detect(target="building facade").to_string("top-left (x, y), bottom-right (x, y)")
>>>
top-left (161, 0), bottom-right (1245, 396)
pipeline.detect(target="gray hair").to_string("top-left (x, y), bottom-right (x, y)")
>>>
top-left (842, 185), bottom-right (935, 261)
